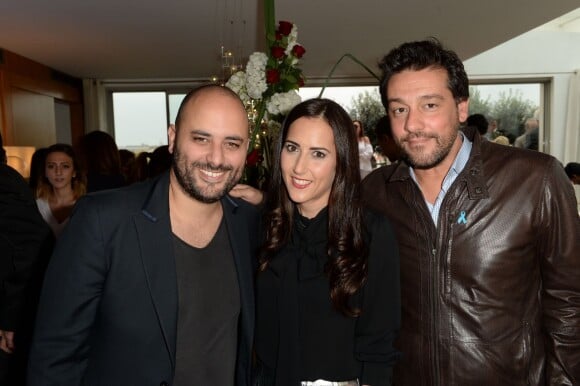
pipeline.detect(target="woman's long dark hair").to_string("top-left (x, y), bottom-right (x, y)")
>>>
top-left (78, 130), bottom-right (121, 176)
top-left (260, 98), bottom-right (368, 317)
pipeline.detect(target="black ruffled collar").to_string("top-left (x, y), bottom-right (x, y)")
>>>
top-left (268, 206), bottom-right (329, 281)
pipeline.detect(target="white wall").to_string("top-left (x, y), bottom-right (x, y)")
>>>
top-left (464, 29), bottom-right (580, 162)
top-left (54, 101), bottom-right (72, 144)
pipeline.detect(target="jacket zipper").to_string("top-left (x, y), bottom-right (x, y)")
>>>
top-left (430, 246), bottom-right (440, 386)
top-left (410, 178), bottom-right (441, 385)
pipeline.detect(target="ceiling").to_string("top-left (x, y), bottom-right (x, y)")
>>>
top-left (0, 0), bottom-right (578, 82)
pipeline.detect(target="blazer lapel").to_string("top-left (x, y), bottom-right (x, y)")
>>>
top-left (130, 180), bottom-right (255, 378)
top-left (133, 172), bottom-right (178, 369)
top-left (222, 196), bottom-right (255, 382)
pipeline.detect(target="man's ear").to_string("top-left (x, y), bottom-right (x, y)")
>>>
top-left (168, 124), bottom-right (176, 153)
top-left (458, 98), bottom-right (469, 123)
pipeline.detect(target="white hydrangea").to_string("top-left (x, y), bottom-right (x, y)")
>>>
top-left (225, 71), bottom-right (249, 102)
top-left (245, 52), bottom-right (268, 100)
top-left (285, 25), bottom-right (299, 56)
top-left (266, 90), bottom-right (301, 115)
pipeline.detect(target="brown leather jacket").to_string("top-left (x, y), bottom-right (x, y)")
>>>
top-left (361, 126), bottom-right (580, 385)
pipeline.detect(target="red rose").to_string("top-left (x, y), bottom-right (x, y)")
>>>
top-left (271, 46), bottom-right (285, 59)
top-left (298, 76), bottom-right (305, 87)
top-left (266, 69), bottom-right (280, 84)
top-left (275, 32), bottom-right (282, 41)
top-left (278, 21), bottom-right (293, 36)
top-left (246, 149), bottom-right (260, 167)
top-left (292, 44), bottom-right (306, 59)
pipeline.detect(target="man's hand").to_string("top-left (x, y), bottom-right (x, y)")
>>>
top-left (0, 330), bottom-right (15, 353)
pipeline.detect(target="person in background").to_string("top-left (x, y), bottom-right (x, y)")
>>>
top-left (252, 98), bottom-right (400, 386)
top-left (372, 145), bottom-right (387, 168)
top-left (564, 162), bottom-right (580, 185)
top-left (354, 120), bottom-right (374, 178)
top-left (77, 130), bottom-right (125, 192)
top-left (375, 116), bottom-right (403, 164)
top-left (135, 151), bottom-right (151, 182)
top-left (466, 113), bottom-right (489, 140)
top-left (492, 135), bottom-right (510, 146)
top-left (0, 133), bottom-right (53, 386)
top-left (35, 144), bottom-right (86, 238)
top-left (28, 85), bottom-right (259, 386)
top-left (148, 145), bottom-right (172, 178)
top-left (564, 162), bottom-right (580, 217)
top-left (514, 117), bottom-right (539, 150)
top-left (28, 148), bottom-right (48, 194)
top-left (119, 149), bottom-right (138, 185)
top-left (134, 145), bottom-right (173, 182)
top-left (487, 117), bottom-right (499, 139)
top-left (363, 38), bottom-right (580, 385)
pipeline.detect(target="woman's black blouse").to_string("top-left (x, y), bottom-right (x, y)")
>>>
top-left (255, 207), bottom-right (400, 386)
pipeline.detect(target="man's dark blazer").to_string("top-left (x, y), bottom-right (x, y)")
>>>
top-left (28, 172), bottom-right (259, 386)
top-left (0, 164), bottom-right (53, 385)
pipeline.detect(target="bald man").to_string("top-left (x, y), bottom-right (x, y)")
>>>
top-left (28, 85), bottom-right (260, 386)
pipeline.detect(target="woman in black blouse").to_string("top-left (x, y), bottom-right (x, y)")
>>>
top-left (253, 98), bottom-right (400, 386)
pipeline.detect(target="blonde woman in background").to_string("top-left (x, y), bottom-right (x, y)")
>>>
top-left (35, 144), bottom-right (86, 237)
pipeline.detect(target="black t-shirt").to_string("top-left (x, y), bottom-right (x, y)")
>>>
top-left (172, 218), bottom-right (240, 385)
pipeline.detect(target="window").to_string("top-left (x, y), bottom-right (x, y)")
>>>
top-left (112, 92), bottom-right (168, 152)
top-left (112, 87), bottom-right (382, 152)
top-left (468, 81), bottom-right (546, 151)
top-left (298, 86), bottom-right (380, 112)
top-left (168, 93), bottom-right (186, 125)
top-left (299, 85), bottom-right (385, 146)
top-left (110, 81), bottom-right (548, 154)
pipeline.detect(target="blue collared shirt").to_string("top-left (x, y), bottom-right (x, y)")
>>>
top-left (409, 131), bottom-right (473, 226)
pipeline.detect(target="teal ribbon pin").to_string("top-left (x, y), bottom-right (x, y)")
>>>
top-left (457, 211), bottom-right (467, 224)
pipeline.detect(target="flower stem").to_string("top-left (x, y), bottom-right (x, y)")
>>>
top-left (262, 131), bottom-right (272, 173)
top-left (249, 102), bottom-right (267, 152)
top-left (264, 0), bottom-right (276, 44)
top-left (317, 53), bottom-right (380, 98)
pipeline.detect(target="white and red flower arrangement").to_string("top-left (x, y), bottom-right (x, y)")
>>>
top-left (226, 20), bottom-right (306, 150)
top-left (226, 20), bottom-right (306, 188)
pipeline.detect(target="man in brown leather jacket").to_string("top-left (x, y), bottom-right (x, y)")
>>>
top-left (362, 39), bottom-right (580, 385)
